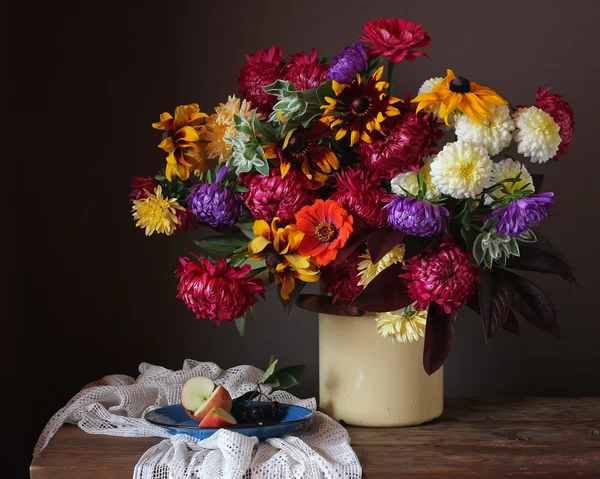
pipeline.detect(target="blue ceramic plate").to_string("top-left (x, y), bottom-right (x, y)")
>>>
top-left (144, 403), bottom-right (314, 440)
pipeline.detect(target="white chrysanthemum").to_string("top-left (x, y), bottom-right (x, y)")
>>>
top-left (484, 157), bottom-right (534, 205)
top-left (455, 105), bottom-right (515, 156)
top-left (417, 76), bottom-right (444, 120)
top-left (512, 106), bottom-right (561, 163)
top-left (375, 307), bottom-right (428, 343)
top-left (390, 155), bottom-right (439, 200)
top-left (430, 140), bottom-right (493, 199)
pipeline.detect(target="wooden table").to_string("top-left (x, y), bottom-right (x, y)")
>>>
top-left (31, 397), bottom-right (600, 478)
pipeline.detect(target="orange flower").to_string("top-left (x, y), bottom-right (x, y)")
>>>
top-left (152, 104), bottom-right (208, 181)
top-left (295, 200), bottom-right (354, 266)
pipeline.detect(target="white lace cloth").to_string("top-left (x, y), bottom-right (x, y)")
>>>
top-left (33, 360), bottom-right (362, 479)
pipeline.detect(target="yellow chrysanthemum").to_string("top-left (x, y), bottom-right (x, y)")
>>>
top-left (413, 69), bottom-right (507, 126)
top-left (152, 104), bottom-right (209, 181)
top-left (131, 185), bottom-right (184, 236)
top-left (357, 244), bottom-right (405, 287)
top-left (375, 307), bottom-right (428, 343)
top-left (204, 96), bottom-right (255, 163)
top-left (248, 217), bottom-right (319, 299)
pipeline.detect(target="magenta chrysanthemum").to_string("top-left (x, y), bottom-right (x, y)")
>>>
top-left (283, 49), bottom-right (328, 91)
top-left (129, 176), bottom-right (159, 200)
top-left (241, 167), bottom-right (320, 224)
top-left (238, 46), bottom-right (283, 116)
top-left (401, 238), bottom-right (479, 314)
top-left (320, 249), bottom-right (364, 303)
top-left (359, 106), bottom-right (443, 179)
top-left (175, 255), bottom-right (265, 324)
top-left (329, 164), bottom-right (390, 230)
top-left (536, 87), bottom-right (575, 160)
top-left (359, 18), bottom-right (431, 63)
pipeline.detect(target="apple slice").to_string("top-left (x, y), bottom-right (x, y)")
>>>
top-left (199, 407), bottom-right (237, 428)
top-left (192, 385), bottom-right (232, 422)
top-left (180, 376), bottom-right (215, 419)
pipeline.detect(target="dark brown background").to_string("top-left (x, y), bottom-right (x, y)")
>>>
top-left (11, 0), bottom-right (600, 476)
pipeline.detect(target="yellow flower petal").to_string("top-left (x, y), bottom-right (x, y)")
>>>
top-left (252, 219), bottom-right (271, 239)
top-left (248, 236), bottom-right (271, 255)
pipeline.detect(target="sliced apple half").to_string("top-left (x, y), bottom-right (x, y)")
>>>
top-left (192, 385), bottom-right (232, 422)
top-left (199, 407), bottom-right (237, 428)
top-left (180, 376), bottom-right (216, 420)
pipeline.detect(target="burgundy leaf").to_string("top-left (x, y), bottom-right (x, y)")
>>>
top-left (403, 235), bottom-right (441, 260)
top-left (478, 269), bottom-right (512, 343)
top-left (366, 229), bottom-right (406, 264)
top-left (508, 243), bottom-right (577, 285)
top-left (351, 263), bottom-right (412, 312)
top-left (504, 270), bottom-right (561, 343)
top-left (295, 294), bottom-right (364, 316)
top-left (423, 304), bottom-right (455, 375)
top-left (333, 230), bottom-right (370, 266)
top-left (502, 310), bottom-right (522, 337)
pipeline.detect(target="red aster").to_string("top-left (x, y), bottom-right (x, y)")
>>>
top-left (359, 100), bottom-right (443, 179)
top-left (283, 49), bottom-right (328, 91)
top-left (175, 255), bottom-right (265, 324)
top-left (400, 238), bottom-right (479, 315)
top-left (320, 66), bottom-right (402, 146)
top-left (175, 208), bottom-right (198, 234)
top-left (264, 121), bottom-right (339, 183)
top-left (320, 249), bottom-right (364, 303)
top-left (238, 46), bottom-right (283, 116)
top-left (329, 164), bottom-right (390, 230)
top-left (240, 167), bottom-right (320, 225)
top-left (359, 18), bottom-right (431, 63)
top-left (129, 176), bottom-right (158, 200)
top-left (535, 86), bottom-right (575, 160)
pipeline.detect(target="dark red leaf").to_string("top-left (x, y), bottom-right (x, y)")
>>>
top-left (366, 229), bottom-right (406, 264)
top-left (423, 304), bottom-right (455, 375)
top-left (403, 235), bottom-right (441, 260)
top-left (295, 294), bottom-right (364, 316)
top-left (502, 310), bottom-right (522, 338)
top-left (508, 242), bottom-right (577, 285)
top-left (351, 263), bottom-right (412, 312)
top-left (333, 230), bottom-right (370, 266)
top-left (478, 269), bottom-right (512, 342)
top-left (504, 270), bottom-right (561, 343)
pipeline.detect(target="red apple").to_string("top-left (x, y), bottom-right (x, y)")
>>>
top-left (180, 376), bottom-right (216, 420)
top-left (199, 407), bottom-right (237, 428)
top-left (192, 385), bottom-right (232, 422)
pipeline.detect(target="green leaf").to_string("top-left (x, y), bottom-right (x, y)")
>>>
top-left (194, 233), bottom-right (249, 255)
top-left (473, 233), bottom-right (485, 265)
top-left (260, 359), bottom-right (279, 383)
top-left (236, 222), bottom-right (255, 240)
top-left (206, 169), bottom-right (213, 184)
top-left (268, 355), bottom-right (276, 367)
top-left (262, 376), bottom-right (280, 388)
top-left (460, 211), bottom-right (470, 230)
top-left (235, 316), bottom-right (246, 336)
top-left (316, 81), bottom-right (334, 105)
top-left (276, 364), bottom-right (305, 382)
top-left (255, 160), bottom-right (270, 177)
top-left (275, 372), bottom-right (298, 389)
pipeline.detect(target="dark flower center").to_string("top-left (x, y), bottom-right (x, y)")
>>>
top-left (265, 252), bottom-right (284, 268)
top-left (161, 129), bottom-right (174, 141)
top-left (351, 96), bottom-right (371, 115)
top-left (314, 222), bottom-right (337, 242)
top-left (287, 130), bottom-right (307, 155)
top-left (449, 77), bottom-right (471, 93)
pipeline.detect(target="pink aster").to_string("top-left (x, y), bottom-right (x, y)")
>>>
top-left (238, 46), bottom-right (283, 116)
top-left (240, 167), bottom-right (320, 225)
top-left (359, 18), bottom-right (431, 63)
top-left (320, 249), bottom-right (364, 303)
top-left (400, 238), bottom-right (479, 315)
top-left (283, 49), bottom-right (328, 91)
top-left (536, 86), bottom-right (575, 160)
top-left (329, 164), bottom-right (390, 230)
top-left (175, 255), bottom-right (265, 324)
top-left (359, 101), bottom-right (443, 179)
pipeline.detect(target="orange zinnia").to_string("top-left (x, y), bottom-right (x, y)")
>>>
top-left (295, 200), bottom-right (354, 267)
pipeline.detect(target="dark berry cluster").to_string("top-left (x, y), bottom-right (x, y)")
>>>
top-left (231, 401), bottom-right (286, 426)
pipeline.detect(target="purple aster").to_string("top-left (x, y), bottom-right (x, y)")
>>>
top-left (327, 43), bottom-right (369, 83)
top-left (485, 192), bottom-right (554, 238)
top-left (187, 171), bottom-right (243, 228)
top-left (385, 196), bottom-right (448, 237)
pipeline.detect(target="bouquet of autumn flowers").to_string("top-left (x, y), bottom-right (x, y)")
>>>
top-left (130, 18), bottom-right (576, 374)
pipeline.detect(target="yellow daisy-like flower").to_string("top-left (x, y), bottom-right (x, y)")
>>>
top-left (357, 244), bottom-right (405, 287)
top-left (152, 104), bottom-right (208, 181)
top-left (131, 185), bottom-right (185, 236)
top-left (248, 217), bottom-right (319, 299)
top-left (375, 307), bottom-right (428, 343)
top-left (204, 96), bottom-right (255, 163)
top-left (320, 66), bottom-right (402, 146)
top-left (412, 69), bottom-right (507, 126)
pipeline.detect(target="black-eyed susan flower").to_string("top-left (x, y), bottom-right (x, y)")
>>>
top-left (412, 69), bottom-right (507, 126)
top-left (320, 66), bottom-right (402, 146)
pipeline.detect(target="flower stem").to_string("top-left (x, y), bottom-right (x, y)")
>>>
top-left (387, 61), bottom-right (396, 97)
